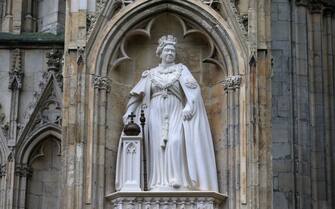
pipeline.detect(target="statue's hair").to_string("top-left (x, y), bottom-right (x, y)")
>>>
top-left (156, 35), bottom-right (177, 56)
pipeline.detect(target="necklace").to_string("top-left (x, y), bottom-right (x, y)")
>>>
top-left (151, 65), bottom-right (182, 89)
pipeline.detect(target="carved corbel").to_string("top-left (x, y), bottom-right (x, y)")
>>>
top-left (0, 103), bottom-right (9, 138)
top-left (222, 75), bottom-right (242, 91)
top-left (310, 1), bottom-right (323, 13)
top-left (296, 0), bottom-right (310, 7)
top-left (46, 49), bottom-right (63, 72)
top-left (15, 164), bottom-right (32, 178)
top-left (92, 75), bottom-right (112, 92)
top-left (323, 3), bottom-right (335, 15)
top-left (0, 164), bottom-right (6, 177)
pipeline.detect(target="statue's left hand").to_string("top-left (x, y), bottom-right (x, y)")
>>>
top-left (183, 104), bottom-right (194, 121)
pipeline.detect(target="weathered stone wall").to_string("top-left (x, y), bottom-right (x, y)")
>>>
top-left (0, 46), bottom-right (63, 209)
top-left (2, 0), bottom-right (65, 33)
top-left (36, 0), bottom-right (65, 33)
top-left (271, 1), bottom-right (335, 208)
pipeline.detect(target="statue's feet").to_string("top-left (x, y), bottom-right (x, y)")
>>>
top-left (170, 180), bottom-right (181, 189)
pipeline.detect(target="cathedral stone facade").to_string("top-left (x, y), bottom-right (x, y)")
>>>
top-left (0, 0), bottom-right (334, 209)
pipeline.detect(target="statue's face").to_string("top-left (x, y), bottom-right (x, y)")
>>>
top-left (160, 44), bottom-right (176, 64)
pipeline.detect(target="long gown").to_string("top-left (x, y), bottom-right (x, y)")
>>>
top-left (148, 66), bottom-right (191, 191)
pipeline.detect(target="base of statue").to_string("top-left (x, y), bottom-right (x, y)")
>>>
top-left (106, 191), bottom-right (227, 209)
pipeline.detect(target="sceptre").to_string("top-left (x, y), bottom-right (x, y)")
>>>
top-left (140, 109), bottom-right (148, 191)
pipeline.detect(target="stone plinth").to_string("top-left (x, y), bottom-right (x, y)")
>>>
top-left (118, 135), bottom-right (142, 192)
top-left (106, 191), bottom-right (227, 209)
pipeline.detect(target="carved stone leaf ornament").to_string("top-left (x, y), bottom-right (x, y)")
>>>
top-left (0, 164), bottom-right (6, 176)
top-left (0, 103), bottom-right (9, 138)
top-left (107, 193), bottom-right (226, 209)
top-left (9, 49), bottom-right (24, 90)
top-left (222, 75), bottom-right (242, 91)
top-left (92, 75), bottom-right (112, 92)
top-left (15, 164), bottom-right (32, 178)
top-left (296, 0), bottom-right (335, 11)
top-left (46, 49), bottom-right (63, 90)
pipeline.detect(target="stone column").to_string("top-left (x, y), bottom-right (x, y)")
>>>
top-left (0, 164), bottom-right (6, 209)
top-left (322, 8), bottom-right (334, 208)
top-left (247, 1), bottom-right (273, 209)
top-left (8, 49), bottom-right (23, 147)
top-left (5, 154), bottom-right (14, 209)
top-left (221, 75), bottom-right (242, 209)
top-left (13, 164), bottom-right (32, 209)
top-left (329, 9), bottom-right (335, 207)
top-left (2, 0), bottom-right (13, 32)
top-left (90, 75), bottom-right (111, 208)
top-left (23, 0), bottom-right (33, 32)
top-left (308, 3), bottom-right (328, 209)
top-left (61, 0), bottom-right (90, 208)
top-left (6, 49), bottom-right (24, 209)
top-left (291, 4), bottom-right (310, 209)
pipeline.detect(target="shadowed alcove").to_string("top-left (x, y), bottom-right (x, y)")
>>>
top-left (104, 13), bottom-right (228, 194)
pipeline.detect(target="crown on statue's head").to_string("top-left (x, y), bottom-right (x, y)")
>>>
top-left (158, 35), bottom-right (177, 46)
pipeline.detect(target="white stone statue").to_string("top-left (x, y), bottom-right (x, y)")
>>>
top-left (116, 35), bottom-right (219, 192)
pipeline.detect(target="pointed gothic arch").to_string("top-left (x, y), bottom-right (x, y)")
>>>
top-left (13, 126), bottom-right (61, 209)
top-left (88, 0), bottom-right (247, 77)
top-left (85, 1), bottom-right (250, 208)
top-left (11, 69), bottom-right (63, 209)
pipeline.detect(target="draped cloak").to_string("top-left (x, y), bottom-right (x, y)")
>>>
top-left (115, 64), bottom-right (219, 192)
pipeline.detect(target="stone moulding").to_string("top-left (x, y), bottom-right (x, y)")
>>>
top-left (106, 191), bottom-right (227, 209)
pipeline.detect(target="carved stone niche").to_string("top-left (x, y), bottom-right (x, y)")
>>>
top-left (105, 13), bottom-right (228, 195)
top-left (106, 192), bottom-right (227, 209)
